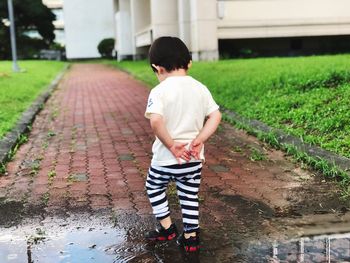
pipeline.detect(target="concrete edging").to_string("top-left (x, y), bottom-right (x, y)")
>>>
top-left (0, 64), bottom-right (70, 167)
top-left (223, 108), bottom-right (350, 176)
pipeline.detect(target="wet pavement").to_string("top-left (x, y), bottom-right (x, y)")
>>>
top-left (1, 64), bottom-right (350, 262)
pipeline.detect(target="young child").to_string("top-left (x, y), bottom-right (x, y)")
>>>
top-left (144, 36), bottom-right (221, 252)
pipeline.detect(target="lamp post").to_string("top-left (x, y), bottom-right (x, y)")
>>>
top-left (7, 0), bottom-right (20, 72)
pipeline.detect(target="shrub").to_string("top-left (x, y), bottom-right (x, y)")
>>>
top-left (97, 38), bottom-right (115, 58)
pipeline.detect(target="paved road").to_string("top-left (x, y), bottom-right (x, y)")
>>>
top-left (0, 64), bottom-right (349, 262)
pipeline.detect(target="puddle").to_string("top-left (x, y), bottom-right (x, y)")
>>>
top-left (0, 227), bottom-right (126, 263)
top-left (0, 204), bottom-right (350, 263)
top-left (2, 211), bottom-right (350, 262)
top-left (244, 232), bottom-right (350, 262)
top-left (0, 214), bottom-right (194, 263)
top-left (32, 228), bottom-right (131, 263)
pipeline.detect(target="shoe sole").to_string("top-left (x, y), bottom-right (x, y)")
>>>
top-left (147, 232), bottom-right (177, 242)
top-left (185, 245), bottom-right (200, 252)
top-left (177, 238), bottom-right (200, 252)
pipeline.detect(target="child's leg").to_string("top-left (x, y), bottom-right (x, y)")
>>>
top-left (146, 165), bottom-right (172, 227)
top-left (174, 162), bottom-right (202, 237)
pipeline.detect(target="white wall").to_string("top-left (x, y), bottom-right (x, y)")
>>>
top-left (190, 0), bottom-right (218, 60)
top-left (116, 0), bottom-right (134, 58)
top-left (150, 0), bottom-right (179, 39)
top-left (218, 0), bottom-right (350, 39)
top-left (132, 0), bottom-right (152, 48)
top-left (178, 0), bottom-right (192, 49)
top-left (132, 0), bottom-right (151, 33)
top-left (63, 0), bottom-right (116, 59)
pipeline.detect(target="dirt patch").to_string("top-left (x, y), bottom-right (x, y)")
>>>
top-left (0, 198), bottom-right (26, 227)
top-left (0, 198), bottom-right (46, 228)
top-left (274, 174), bottom-right (350, 218)
top-left (218, 194), bottom-right (274, 219)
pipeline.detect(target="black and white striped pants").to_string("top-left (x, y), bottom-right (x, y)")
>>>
top-left (146, 162), bottom-right (202, 233)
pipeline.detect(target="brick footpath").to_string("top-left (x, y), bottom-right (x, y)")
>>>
top-left (0, 64), bottom-right (333, 228)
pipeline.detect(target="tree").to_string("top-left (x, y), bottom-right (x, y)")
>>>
top-left (0, 0), bottom-right (56, 59)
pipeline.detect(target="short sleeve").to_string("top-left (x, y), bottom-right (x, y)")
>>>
top-left (205, 88), bottom-right (219, 116)
top-left (145, 89), bottom-right (164, 119)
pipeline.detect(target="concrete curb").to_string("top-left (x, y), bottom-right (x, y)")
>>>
top-left (223, 108), bottom-right (350, 175)
top-left (0, 64), bottom-right (70, 167)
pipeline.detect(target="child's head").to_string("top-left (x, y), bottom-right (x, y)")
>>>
top-left (148, 36), bottom-right (192, 80)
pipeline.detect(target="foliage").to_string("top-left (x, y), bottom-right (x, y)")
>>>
top-left (249, 148), bottom-right (267, 161)
top-left (0, 60), bottom-right (66, 139)
top-left (0, 0), bottom-right (55, 59)
top-left (49, 42), bottom-right (65, 52)
top-left (109, 54), bottom-right (350, 159)
top-left (97, 38), bottom-right (115, 58)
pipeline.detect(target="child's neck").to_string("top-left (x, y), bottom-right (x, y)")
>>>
top-left (159, 69), bottom-right (188, 82)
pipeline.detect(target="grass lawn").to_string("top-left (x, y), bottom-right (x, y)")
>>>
top-left (105, 54), bottom-right (350, 159)
top-left (0, 60), bottom-right (66, 139)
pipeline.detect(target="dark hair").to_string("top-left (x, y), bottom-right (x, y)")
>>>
top-left (148, 36), bottom-right (192, 73)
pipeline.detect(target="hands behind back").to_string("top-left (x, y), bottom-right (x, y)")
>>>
top-left (169, 138), bottom-right (203, 164)
top-left (189, 138), bottom-right (203, 160)
top-left (169, 142), bottom-right (191, 164)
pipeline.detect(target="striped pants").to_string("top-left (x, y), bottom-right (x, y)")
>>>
top-left (146, 162), bottom-right (202, 233)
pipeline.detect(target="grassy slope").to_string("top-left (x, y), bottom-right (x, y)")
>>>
top-left (0, 60), bottom-right (66, 138)
top-left (107, 54), bottom-right (350, 158)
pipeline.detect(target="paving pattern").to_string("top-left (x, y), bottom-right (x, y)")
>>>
top-left (0, 64), bottom-right (348, 262)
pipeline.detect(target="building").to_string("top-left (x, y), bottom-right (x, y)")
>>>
top-left (216, 0), bottom-right (350, 57)
top-left (63, 0), bottom-right (116, 59)
top-left (62, 0), bottom-right (350, 60)
top-left (42, 0), bottom-right (65, 46)
top-left (115, 0), bottom-right (218, 61)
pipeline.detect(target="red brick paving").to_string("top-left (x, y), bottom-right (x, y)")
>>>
top-left (0, 64), bottom-right (337, 229)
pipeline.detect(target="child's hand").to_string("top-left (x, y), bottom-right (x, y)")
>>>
top-left (190, 138), bottom-right (203, 160)
top-left (169, 142), bottom-right (191, 163)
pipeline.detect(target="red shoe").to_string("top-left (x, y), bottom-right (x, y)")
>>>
top-left (145, 223), bottom-right (178, 241)
top-left (176, 232), bottom-right (200, 252)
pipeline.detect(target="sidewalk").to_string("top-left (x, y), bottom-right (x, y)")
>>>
top-left (0, 64), bottom-right (348, 261)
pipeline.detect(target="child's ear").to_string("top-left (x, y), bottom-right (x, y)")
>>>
top-left (187, 60), bottom-right (192, 69)
top-left (153, 64), bottom-right (167, 74)
top-left (151, 64), bottom-right (161, 73)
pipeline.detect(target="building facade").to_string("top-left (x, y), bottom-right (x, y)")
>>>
top-left (62, 0), bottom-right (350, 60)
top-left (63, 0), bottom-right (116, 59)
top-left (116, 0), bottom-right (350, 60)
top-left (115, 0), bottom-right (219, 61)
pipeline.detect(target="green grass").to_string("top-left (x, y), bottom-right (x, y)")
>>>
top-left (249, 148), bottom-right (267, 161)
top-left (106, 54), bottom-right (350, 159)
top-left (0, 60), bottom-right (66, 139)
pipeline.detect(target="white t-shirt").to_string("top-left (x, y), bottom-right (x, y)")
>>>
top-left (145, 75), bottom-right (219, 166)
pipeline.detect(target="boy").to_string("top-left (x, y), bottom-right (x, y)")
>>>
top-left (144, 36), bottom-right (221, 252)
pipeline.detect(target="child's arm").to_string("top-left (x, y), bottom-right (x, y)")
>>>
top-left (190, 110), bottom-right (222, 159)
top-left (149, 113), bottom-right (191, 163)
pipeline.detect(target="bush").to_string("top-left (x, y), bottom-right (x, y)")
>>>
top-left (97, 38), bottom-right (115, 58)
top-left (0, 33), bottom-right (48, 59)
top-left (17, 36), bottom-right (48, 59)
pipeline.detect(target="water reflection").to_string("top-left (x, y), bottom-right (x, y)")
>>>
top-left (2, 221), bottom-right (350, 262)
top-left (268, 232), bottom-right (350, 262)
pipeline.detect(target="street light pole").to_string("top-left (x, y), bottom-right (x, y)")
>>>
top-left (7, 0), bottom-right (20, 72)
